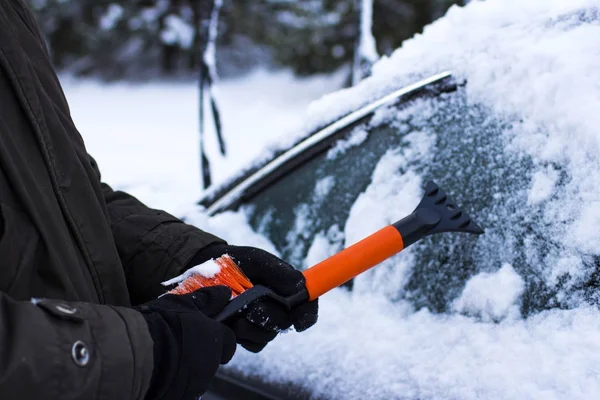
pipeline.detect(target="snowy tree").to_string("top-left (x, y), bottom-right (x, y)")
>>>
top-left (28, 0), bottom-right (466, 79)
top-left (352, 0), bottom-right (379, 85)
top-left (28, 0), bottom-right (215, 79)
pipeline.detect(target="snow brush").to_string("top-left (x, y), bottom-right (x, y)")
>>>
top-left (169, 181), bottom-right (483, 324)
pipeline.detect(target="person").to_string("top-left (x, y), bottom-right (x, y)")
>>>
top-left (0, 1), bottom-right (318, 399)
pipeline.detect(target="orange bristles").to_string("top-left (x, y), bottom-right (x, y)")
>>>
top-left (168, 254), bottom-right (253, 297)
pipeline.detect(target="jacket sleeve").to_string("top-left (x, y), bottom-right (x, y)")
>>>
top-left (0, 292), bottom-right (153, 400)
top-left (9, 0), bottom-right (221, 303)
top-left (96, 163), bottom-right (225, 304)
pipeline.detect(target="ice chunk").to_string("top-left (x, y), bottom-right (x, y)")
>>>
top-left (453, 263), bottom-right (525, 322)
top-left (527, 167), bottom-right (559, 205)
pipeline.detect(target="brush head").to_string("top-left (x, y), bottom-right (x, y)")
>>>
top-left (167, 254), bottom-right (253, 297)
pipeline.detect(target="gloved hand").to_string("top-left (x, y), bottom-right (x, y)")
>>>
top-left (189, 243), bottom-right (319, 353)
top-left (135, 286), bottom-right (236, 400)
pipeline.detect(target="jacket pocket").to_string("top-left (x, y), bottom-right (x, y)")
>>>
top-left (0, 201), bottom-right (41, 294)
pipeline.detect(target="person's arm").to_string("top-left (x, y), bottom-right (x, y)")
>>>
top-left (9, 0), bottom-right (223, 306)
top-left (0, 292), bottom-right (153, 400)
top-left (98, 176), bottom-right (225, 305)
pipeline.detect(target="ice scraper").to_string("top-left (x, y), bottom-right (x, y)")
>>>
top-left (168, 181), bottom-right (483, 325)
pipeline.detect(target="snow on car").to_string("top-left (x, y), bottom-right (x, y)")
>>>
top-left (193, 0), bottom-right (600, 399)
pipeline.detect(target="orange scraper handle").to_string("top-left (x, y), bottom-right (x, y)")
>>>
top-left (300, 181), bottom-right (485, 301)
top-left (302, 225), bottom-right (404, 301)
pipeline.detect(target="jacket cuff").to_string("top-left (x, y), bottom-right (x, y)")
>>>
top-left (103, 305), bottom-right (154, 400)
top-left (35, 299), bottom-right (154, 400)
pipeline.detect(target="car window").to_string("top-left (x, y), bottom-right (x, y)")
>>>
top-left (237, 88), bottom-right (456, 268)
top-left (242, 120), bottom-right (399, 268)
top-left (231, 83), bottom-right (570, 317)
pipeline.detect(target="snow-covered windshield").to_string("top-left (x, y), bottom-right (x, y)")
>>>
top-left (189, 1), bottom-right (600, 398)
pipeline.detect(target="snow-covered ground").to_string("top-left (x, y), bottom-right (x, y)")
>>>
top-left (63, 68), bottom-right (345, 213)
top-left (63, 0), bottom-right (600, 398)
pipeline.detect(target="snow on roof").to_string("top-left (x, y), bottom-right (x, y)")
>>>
top-left (217, 1), bottom-right (600, 398)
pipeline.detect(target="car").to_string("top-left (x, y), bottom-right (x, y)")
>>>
top-left (199, 1), bottom-right (600, 399)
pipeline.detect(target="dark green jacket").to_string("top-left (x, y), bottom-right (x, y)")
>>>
top-left (0, 1), bottom-right (224, 399)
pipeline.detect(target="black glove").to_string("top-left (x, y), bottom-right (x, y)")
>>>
top-left (189, 244), bottom-right (319, 353)
top-left (135, 286), bottom-right (236, 400)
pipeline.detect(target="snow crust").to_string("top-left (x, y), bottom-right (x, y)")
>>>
top-left (209, 0), bottom-right (600, 209)
top-left (452, 264), bottom-right (525, 322)
top-left (304, 225), bottom-right (343, 268)
top-left (527, 167), bottom-right (559, 206)
top-left (326, 127), bottom-right (368, 160)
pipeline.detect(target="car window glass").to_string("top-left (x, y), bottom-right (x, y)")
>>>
top-left (239, 94), bottom-right (438, 268)
top-left (239, 85), bottom-right (584, 316)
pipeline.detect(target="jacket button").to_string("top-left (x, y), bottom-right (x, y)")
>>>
top-left (71, 341), bottom-right (90, 367)
top-left (55, 303), bottom-right (77, 315)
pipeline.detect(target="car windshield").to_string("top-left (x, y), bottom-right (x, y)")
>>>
top-left (203, 76), bottom-right (599, 397)
top-left (229, 79), bottom-right (581, 314)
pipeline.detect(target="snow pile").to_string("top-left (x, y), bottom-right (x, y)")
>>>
top-left (452, 264), bottom-right (525, 322)
top-left (210, 0), bottom-right (600, 205)
top-left (304, 232), bottom-right (336, 267)
top-left (230, 290), bottom-right (600, 400)
top-left (367, 1), bottom-right (600, 291)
